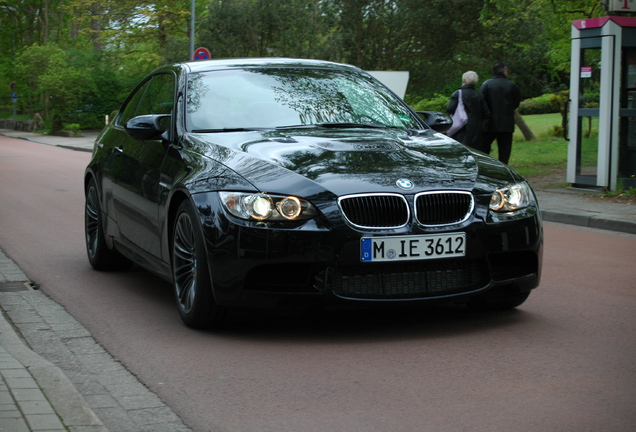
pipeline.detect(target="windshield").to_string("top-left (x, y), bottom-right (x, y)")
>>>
top-left (186, 67), bottom-right (422, 132)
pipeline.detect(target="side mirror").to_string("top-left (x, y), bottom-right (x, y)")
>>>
top-left (125, 114), bottom-right (171, 140)
top-left (416, 111), bottom-right (452, 134)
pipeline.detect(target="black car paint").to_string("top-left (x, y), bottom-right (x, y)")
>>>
top-left (85, 59), bottom-right (542, 315)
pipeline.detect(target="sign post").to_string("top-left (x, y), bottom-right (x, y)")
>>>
top-left (10, 82), bottom-right (17, 130)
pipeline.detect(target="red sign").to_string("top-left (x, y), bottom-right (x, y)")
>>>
top-left (193, 47), bottom-right (211, 61)
top-left (580, 66), bottom-right (592, 78)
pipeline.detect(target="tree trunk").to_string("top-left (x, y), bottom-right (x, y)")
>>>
top-left (514, 111), bottom-right (536, 141)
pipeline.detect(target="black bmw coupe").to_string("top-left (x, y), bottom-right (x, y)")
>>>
top-left (84, 58), bottom-right (543, 328)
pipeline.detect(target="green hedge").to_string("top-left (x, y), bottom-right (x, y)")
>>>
top-left (518, 94), bottom-right (559, 115)
top-left (410, 92), bottom-right (566, 116)
top-left (410, 94), bottom-right (450, 112)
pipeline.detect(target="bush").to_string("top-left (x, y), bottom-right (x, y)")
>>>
top-left (63, 123), bottom-right (82, 135)
top-left (411, 92), bottom-right (566, 117)
top-left (68, 112), bottom-right (108, 130)
top-left (551, 125), bottom-right (564, 138)
top-left (518, 94), bottom-right (559, 115)
top-left (410, 94), bottom-right (450, 112)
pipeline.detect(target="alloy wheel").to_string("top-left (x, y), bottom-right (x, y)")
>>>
top-left (85, 184), bottom-right (100, 259)
top-left (173, 211), bottom-right (197, 314)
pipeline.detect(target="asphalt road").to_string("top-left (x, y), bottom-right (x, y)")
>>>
top-left (1, 136), bottom-right (635, 432)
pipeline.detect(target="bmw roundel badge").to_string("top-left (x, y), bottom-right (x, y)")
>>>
top-left (396, 179), bottom-right (414, 190)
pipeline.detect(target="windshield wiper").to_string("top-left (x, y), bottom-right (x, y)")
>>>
top-left (193, 123), bottom-right (392, 133)
top-left (277, 122), bottom-right (387, 130)
top-left (191, 127), bottom-right (269, 133)
top-left (322, 122), bottom-right (387, 129)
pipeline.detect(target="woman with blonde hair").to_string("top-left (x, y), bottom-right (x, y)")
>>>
top-left (445, 70), bottom-right (490, 150)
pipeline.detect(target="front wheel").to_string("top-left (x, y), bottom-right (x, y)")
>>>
top-left (172, 200), bottom-right (226, 329)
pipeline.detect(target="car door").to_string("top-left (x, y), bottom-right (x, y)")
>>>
top-left (110, 72), bottom-right (176, 260)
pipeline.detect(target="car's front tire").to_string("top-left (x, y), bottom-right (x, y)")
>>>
top-left (84, 178), bottom-right (132, 271)
top-left (172, 200), bottom-right (226, 329)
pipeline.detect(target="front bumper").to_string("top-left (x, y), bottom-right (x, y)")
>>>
top-left (192, 193), bottom-right (543, 309)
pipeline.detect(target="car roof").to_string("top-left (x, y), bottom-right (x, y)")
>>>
top-left (180, 57), bottom-right (360, 74)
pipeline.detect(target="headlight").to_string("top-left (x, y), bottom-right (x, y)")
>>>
top-left (219, 192), bottom-right (318, 221)
top-left (489, 182), bottom-right (532, 212)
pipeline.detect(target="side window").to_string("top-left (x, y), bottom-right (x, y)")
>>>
top-left (118, 73), bottom-right (175, 126)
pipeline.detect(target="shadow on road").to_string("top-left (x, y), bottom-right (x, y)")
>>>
top-left (210, 300), bottom-right (537, 343)
top-left (93, 264), bottom-right (539, 343)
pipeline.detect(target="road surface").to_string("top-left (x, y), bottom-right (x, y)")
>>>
top-left (1, 136), bottom-right (635, 432)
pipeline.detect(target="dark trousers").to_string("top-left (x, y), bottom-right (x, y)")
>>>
top-left (481, 132), bottom-right (513, 165)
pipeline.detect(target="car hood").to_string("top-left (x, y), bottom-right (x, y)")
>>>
top-left (185, 128), bottom-right (519, 197)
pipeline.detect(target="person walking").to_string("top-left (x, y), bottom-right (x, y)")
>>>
top-left (446, 71), bottom-right (490, 150)
top-left (480, 62), bottom-right (520, 164)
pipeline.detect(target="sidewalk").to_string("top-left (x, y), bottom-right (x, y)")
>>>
top-left (0, 129), bottom-right (97, 152)
top-left (0, 261), bottom-right (105, 432)
top-left (0, 128), bottom-right (635, 431)
top-left (0, 129), bottom-right (193, 431)
top-left (0, 247), bottom-right (192, 432)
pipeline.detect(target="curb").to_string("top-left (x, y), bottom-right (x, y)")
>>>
top-left (1, 246), bottom-right (107, 431)
top-left (0, 309), bottom-right (107, 432)
top-left (0, 247), bottom-right (192, 432)
top-left (541, 210), bottom-right (636, 235)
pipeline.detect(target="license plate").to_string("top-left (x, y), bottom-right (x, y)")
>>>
top-left (361, 233), bottom-right (466, 262)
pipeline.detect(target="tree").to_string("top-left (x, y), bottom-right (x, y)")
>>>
top-left (2, 0), bottom-right (633, 128)
top-left (14, 44), bottom-right (93, 128)
top-left (479, 0), bottom-right (605, 96)
top-left (1, 0), bottom-right (193, 127)
top-left (196, 0), bottom-right (333, 59)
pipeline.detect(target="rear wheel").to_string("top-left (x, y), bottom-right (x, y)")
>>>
top-left (84, 178), bottom-right (132, 270)
top-left (467, 287), bottom-right (531, 311)
top-left (172, 200), bottom-right (225, 329)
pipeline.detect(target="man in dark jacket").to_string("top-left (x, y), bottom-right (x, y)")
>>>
top-left (446, 71), bottom-right (490, 150)
top-left (480, 62), bottom-right (520, 164)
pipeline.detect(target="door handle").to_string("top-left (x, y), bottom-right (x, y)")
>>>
top-left (113, 146), bottom-right (124, 155)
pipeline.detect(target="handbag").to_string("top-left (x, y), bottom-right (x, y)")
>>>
top-left (447, 90), bottom-right (468, 137)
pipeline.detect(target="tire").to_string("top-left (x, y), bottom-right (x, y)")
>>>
top-left (84, 178), bottom-right (132, 271)
top-left (172, 200), bottom-right (226, 329)
top-left (467, 287), bottom-right (531, 311)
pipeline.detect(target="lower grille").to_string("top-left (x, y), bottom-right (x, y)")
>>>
top-left (328, 260), bottom-right (485, 299)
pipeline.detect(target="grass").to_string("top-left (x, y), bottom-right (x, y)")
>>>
top-left (493, 113), bottom-right (569, 179)
top-left (602, 186), bottom-right (636, 198)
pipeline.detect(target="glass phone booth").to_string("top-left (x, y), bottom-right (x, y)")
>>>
top-left (568, 16), bottom-right (636, 191)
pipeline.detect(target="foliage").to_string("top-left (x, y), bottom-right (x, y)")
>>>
top-left (410, 94), bottom-right (451, 113)
top-left (1, 0), bottom-right (634, 130)
top-left (14, 44), bottom-right (90, 129)
top-left (479, 0), bottom-right (603, 92)
top-left (63, 123), bottom-right (82, 135)
top-left (602, 186), bottom-right (636, 198)
top-left (518, 94), bottom-right (559, 115)
top-left (414, 91), bottom-right (567, 116)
